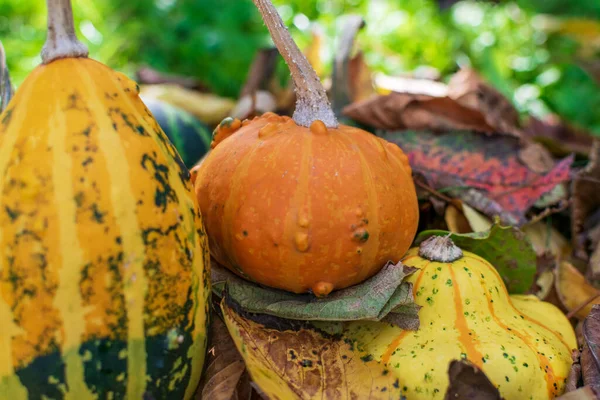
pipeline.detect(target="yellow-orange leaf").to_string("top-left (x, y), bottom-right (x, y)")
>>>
top-left (556, 261), bottom-right (600, 320)
top-left (221, 300), bottom-right (403, 400)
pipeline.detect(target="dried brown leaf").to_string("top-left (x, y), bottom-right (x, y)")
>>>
top-left (197, 316), bottom-right (253, 400)
top-left (518, 142), bottom-right (556, 174)
top-left (572, 140), bottom-right (600, 278)
top-left (556, 386), bottom-right (600, 400)
top-left (525, 115), bottom-right (594, 158)
top-left (447, 68), bottom-right (522, 137)
top-left (443, 360), bottom-right (503, 400)
top-left (343, 92), bottom-right (494, 132)
top-left (566, 350), bottom-right (583, 393)
top-left (582, 306), bottom-right (600, 387)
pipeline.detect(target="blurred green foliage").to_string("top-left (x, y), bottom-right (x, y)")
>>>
top-left (1, 0), bottom-right (600, 133)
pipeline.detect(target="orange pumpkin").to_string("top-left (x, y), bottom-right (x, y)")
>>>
top-left (192, 0), bottom-right (419, 296)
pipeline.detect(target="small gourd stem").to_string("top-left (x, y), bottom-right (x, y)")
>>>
top-left (41, 0), bottom-right (88, 64)
top-left (253, 0), bottom-right (338, 128)
top-left (418, 234), bottom-right (463, 263)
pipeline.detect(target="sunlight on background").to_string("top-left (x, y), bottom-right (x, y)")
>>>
top-left (1, 0), bottom-right (599, 132)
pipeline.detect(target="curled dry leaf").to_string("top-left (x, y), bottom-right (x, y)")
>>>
top-left (447, 68), bottom-right (522, 138)
top-left (518, 142), bottom-right (556, 174)
top-left (572, 140), bottom-right (600, 279)
top-left (382, 130), bottom-right (573, 226)
top-left (197, 316), bottom-right (253, 400)
top-left (221, 300), bottom-right (403, 400)
top-left (556, 386), bottom-right (600, 400)
top-left (343, 92), bottom-right (495, 132)
top-left (556, 261), bottom-right (600, 320)
top-left (525, 115), bottom-right (594, 158)
top-left (582, 306), bottom-right (600, 387)
top-left (565, 350), bottom-right (582, 393)
top-left (443, 360), bottom-right (503, 400)
top-left (344, 67), bottom-right (524, 138)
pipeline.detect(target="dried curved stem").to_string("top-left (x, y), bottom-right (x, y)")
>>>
top-left (253, 0), bottom-right (338, 128)
top-left (331, 15), bottom-right (365, 115)
top-left (566, 293), bottom-right (600, 320)
top-left (41, 0), bottom-right (88, 64)
top-left (0, 40), bottom-right (13, 112)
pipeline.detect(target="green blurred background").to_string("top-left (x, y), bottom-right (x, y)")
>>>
top-left (2, 0), bottom-right (600, 133)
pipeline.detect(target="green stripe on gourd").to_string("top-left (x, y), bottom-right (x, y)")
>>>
top-left (143, 98), bottom-right (211, 168)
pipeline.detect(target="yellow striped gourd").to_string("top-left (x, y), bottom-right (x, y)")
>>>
top-left (343, 236), bottom-right (576, 399)
top-left (0, 1), bottom-right (210, 398)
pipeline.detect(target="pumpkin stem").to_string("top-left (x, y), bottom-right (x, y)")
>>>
top-left (41, 0), bottom-right (88, 64)
top-left (252, 0), bottom-right (338, 128)
top-left (419, 234), bottom-right (463, 263)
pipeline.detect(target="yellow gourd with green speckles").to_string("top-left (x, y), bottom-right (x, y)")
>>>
top-left (0, 1), bottom-right (209, 398)
top-left (342, 237), bottom-right (576, 400)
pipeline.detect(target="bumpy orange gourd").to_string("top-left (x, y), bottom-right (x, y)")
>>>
top-left (193, 0), bottom-right (418, 296)
top-left (194, 115), bottom-right (417, 295)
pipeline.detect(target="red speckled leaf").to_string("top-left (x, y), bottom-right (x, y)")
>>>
top-left (380, 130), bottom-right (573, 226)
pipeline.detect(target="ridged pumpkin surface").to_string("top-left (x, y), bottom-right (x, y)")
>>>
top-left (341, 248), bottom-right (576, 400)
top-left (0, 58), bottom-right (210, 399)
top-left (193, 112), bottom-right (418, 295)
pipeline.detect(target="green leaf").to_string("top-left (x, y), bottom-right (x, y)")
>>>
top-left (212, 261), bottom-right (420, 330)
top-left (415, 219), bottom-right (536, 294)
